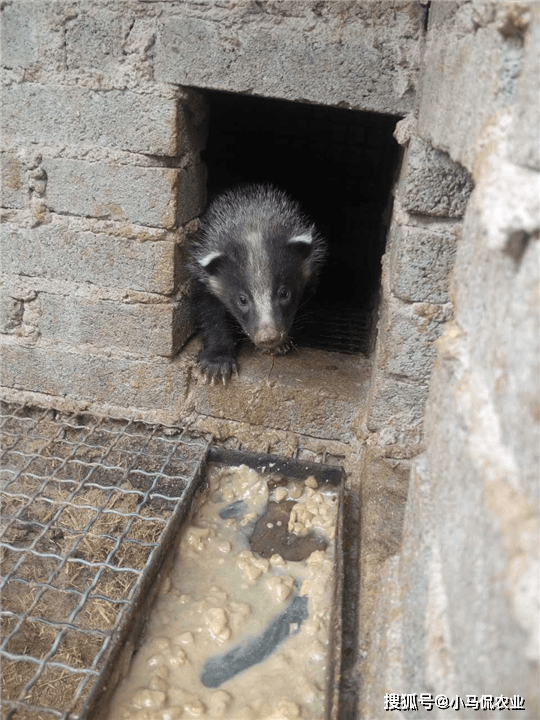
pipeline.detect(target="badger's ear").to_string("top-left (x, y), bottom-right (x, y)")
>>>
top-left (288, 231), bottom-right (313, 259)
top-left (198, 251), bottom-right (224, 276)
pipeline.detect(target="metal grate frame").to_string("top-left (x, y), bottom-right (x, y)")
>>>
top-left (0, 402), bottom-right (209, 720)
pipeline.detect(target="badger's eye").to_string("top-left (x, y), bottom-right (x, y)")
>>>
top-left (238, 294), bottom-right (249, 307)
top-left (278, 287), bottom-right (291, 301)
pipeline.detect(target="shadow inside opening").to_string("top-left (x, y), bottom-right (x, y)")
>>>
top-left (202, 90), bottom-right (402, 355)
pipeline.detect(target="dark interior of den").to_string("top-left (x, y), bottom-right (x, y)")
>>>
top-left (202, 89), bottom-right (402, 355)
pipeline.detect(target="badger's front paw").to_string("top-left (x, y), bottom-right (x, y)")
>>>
top-left (270, 339), bottom-right (292, 356)
top-left (198, 349), bottom-right (238, 385)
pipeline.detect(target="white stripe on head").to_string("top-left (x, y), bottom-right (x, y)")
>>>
top-left (252, 287), bottom-right (275, 329)
top-left (245, 230), bottom-right (263, 248)
top-left (244, 231), bottom-right (276, 330)
top-left (288, 231), bottom-right (313, 247)
top-left (198, 250), bottom-right (223, 269)
top-left (288, 230), bottom-right (314, 280)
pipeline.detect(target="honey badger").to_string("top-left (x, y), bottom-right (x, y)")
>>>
top-left (190, 184), bottom-right (327, 383)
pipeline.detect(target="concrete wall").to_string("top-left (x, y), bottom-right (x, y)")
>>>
top-left (1, 0), bottom-right (210, 423)
top-left (1, 0), bottom-right (424, 424)
top-left (359, 3), bottom-right (539, 718)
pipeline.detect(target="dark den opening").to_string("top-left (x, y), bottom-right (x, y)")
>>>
top-left (202, 90), bottom-right (402, 355)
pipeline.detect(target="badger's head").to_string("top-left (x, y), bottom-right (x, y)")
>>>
top-left (195, 226), bottom-right (323, 351)
top-left (192, 185), bottom-right (326, 352)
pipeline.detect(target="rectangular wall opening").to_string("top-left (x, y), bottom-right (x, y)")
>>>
top-left (202, 90), bottom-right (402, 355)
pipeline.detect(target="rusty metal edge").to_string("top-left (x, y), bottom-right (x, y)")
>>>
top-left (208, 446), bottom-right (346, 720)
top-left (326, 479), bottom-right (345, 720)
top-left (82, 440), bottom-right (212, 720)
top-left (82, 444), bottom-right (346, 720)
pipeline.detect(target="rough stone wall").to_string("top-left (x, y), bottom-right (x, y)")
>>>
top-left (0, 0), bottom-right (424, 426)
top-left (0, 0), bottom-right (209, 418)
top-left (365, 135), bottom-right (472, 457)
top-left (359, 3), bottom-right (539, 718)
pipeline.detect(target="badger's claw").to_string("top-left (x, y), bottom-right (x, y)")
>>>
top-left (198, 350), bottom-right (238, 385)
top-left (270, 339), bottom-right (292, 356)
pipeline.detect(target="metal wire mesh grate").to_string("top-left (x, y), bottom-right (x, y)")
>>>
top-left (292, 304), bottom-right (374, 355)
top-left (0, 401), bottom-right (209, 720)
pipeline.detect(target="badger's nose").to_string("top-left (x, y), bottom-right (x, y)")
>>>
top-left (254, 325), bottom-right (282, 349)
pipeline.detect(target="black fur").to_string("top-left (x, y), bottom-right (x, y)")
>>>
top-left (190, 184), bottom-right (326, 383)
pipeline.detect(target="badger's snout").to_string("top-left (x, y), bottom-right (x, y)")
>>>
top-left (254, 323), bottom-right (284, 350)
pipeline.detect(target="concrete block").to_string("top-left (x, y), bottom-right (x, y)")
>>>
top-left (1, 335), bottom-right (369, 444)
top-left (447, 132), bottom-right (539, 495)
top-left (192, 343), bottom-right (371, 443)
top-left (0, 283), bottom-right (39, 344)
top-left (178, 89), bottom-right (210, 155)
top-left (401, 138), bottom-right (474, 218)
top-left (397, 453), bottom-right (434, 692)
top-left (0, 2), bottom-right (45, 68)
top-left (0, 296), bottom-right (24, 335)
top-left (0, 340), bottom-right (189, 414)
top-left (63, 7), bottom-right (169, 91)
top-left (509, 4), bottom-right (540, 171)
top-left (359, 555), bottom-right (404, 716)
top-left (422, 350), bottom-right (537, 709)
top-left (389, 225), bottom-right (458, 304)
top-left (42, 158), bottom-right (205, 228)
top-left (375, 296), bottom-right (453, 382)
top-left (356, 454), bottom-right (414, 710)
top-left (171, 300), bottom-right (194, 356)
top-left (1, 221), bottom-right (177, 295)
top-left (359, 452), bottom-right (411, 565)
top-left (155, 3), bottom-right (425, 115)
top-left (413, 540), bottom-right (456, 696)
top-left (65, 10), bottom-right (129, 72)
top-left (175, 161), bottom-right (207, 226)
top-left (1, 152), bottom-right (26, 209)
top-left (418, 3), bottom-right (524, 169)
top-left (2, 84), bottom-right (180, 156)
top-left (34, 294), bottom-right (190, 358)
top-left (367, 373), bottom-right (428, 451)
top-left (0, 0), bottom-right (68, 83)
top-left (428, 0), bottom-right (469, 31)
top-left (494, 235), bottom-right (540, 499)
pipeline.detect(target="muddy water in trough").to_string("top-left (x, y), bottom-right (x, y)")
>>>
top-left (106, 464), bottom-right (339, 720)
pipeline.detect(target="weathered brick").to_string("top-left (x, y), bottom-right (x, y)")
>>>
top-left (0, 152), bottom-right (26, 209)
top-left (1, 1), bottom-right (43, 69)
top-left (36, 294), bottom-right (189, 358)
top-left (66, 10), bottom-right (128, 72)
top-left (400, 138), bottom-right (474, 219)
top-left (1, 221), bottom-right (177, 294)
top-left (366, 372), bottom-right (428, 448)
top-left (0, 340), bottom-right (189, 412)
top-left (154, 4), bottom-right (424, 115)
top-left (2, 84), bottom-right (180, 156)
top-left (42, 158), bottom-right (199, 229)
top-left (389, 225), bottom-right (458, 304)
top-left (375, 296), bottom-right (453, 382)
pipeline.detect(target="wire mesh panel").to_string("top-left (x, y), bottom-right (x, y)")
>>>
top-left (0, 402), bottom-right (209, 720)
top-left (292, 304), bottom-right (373, 355)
